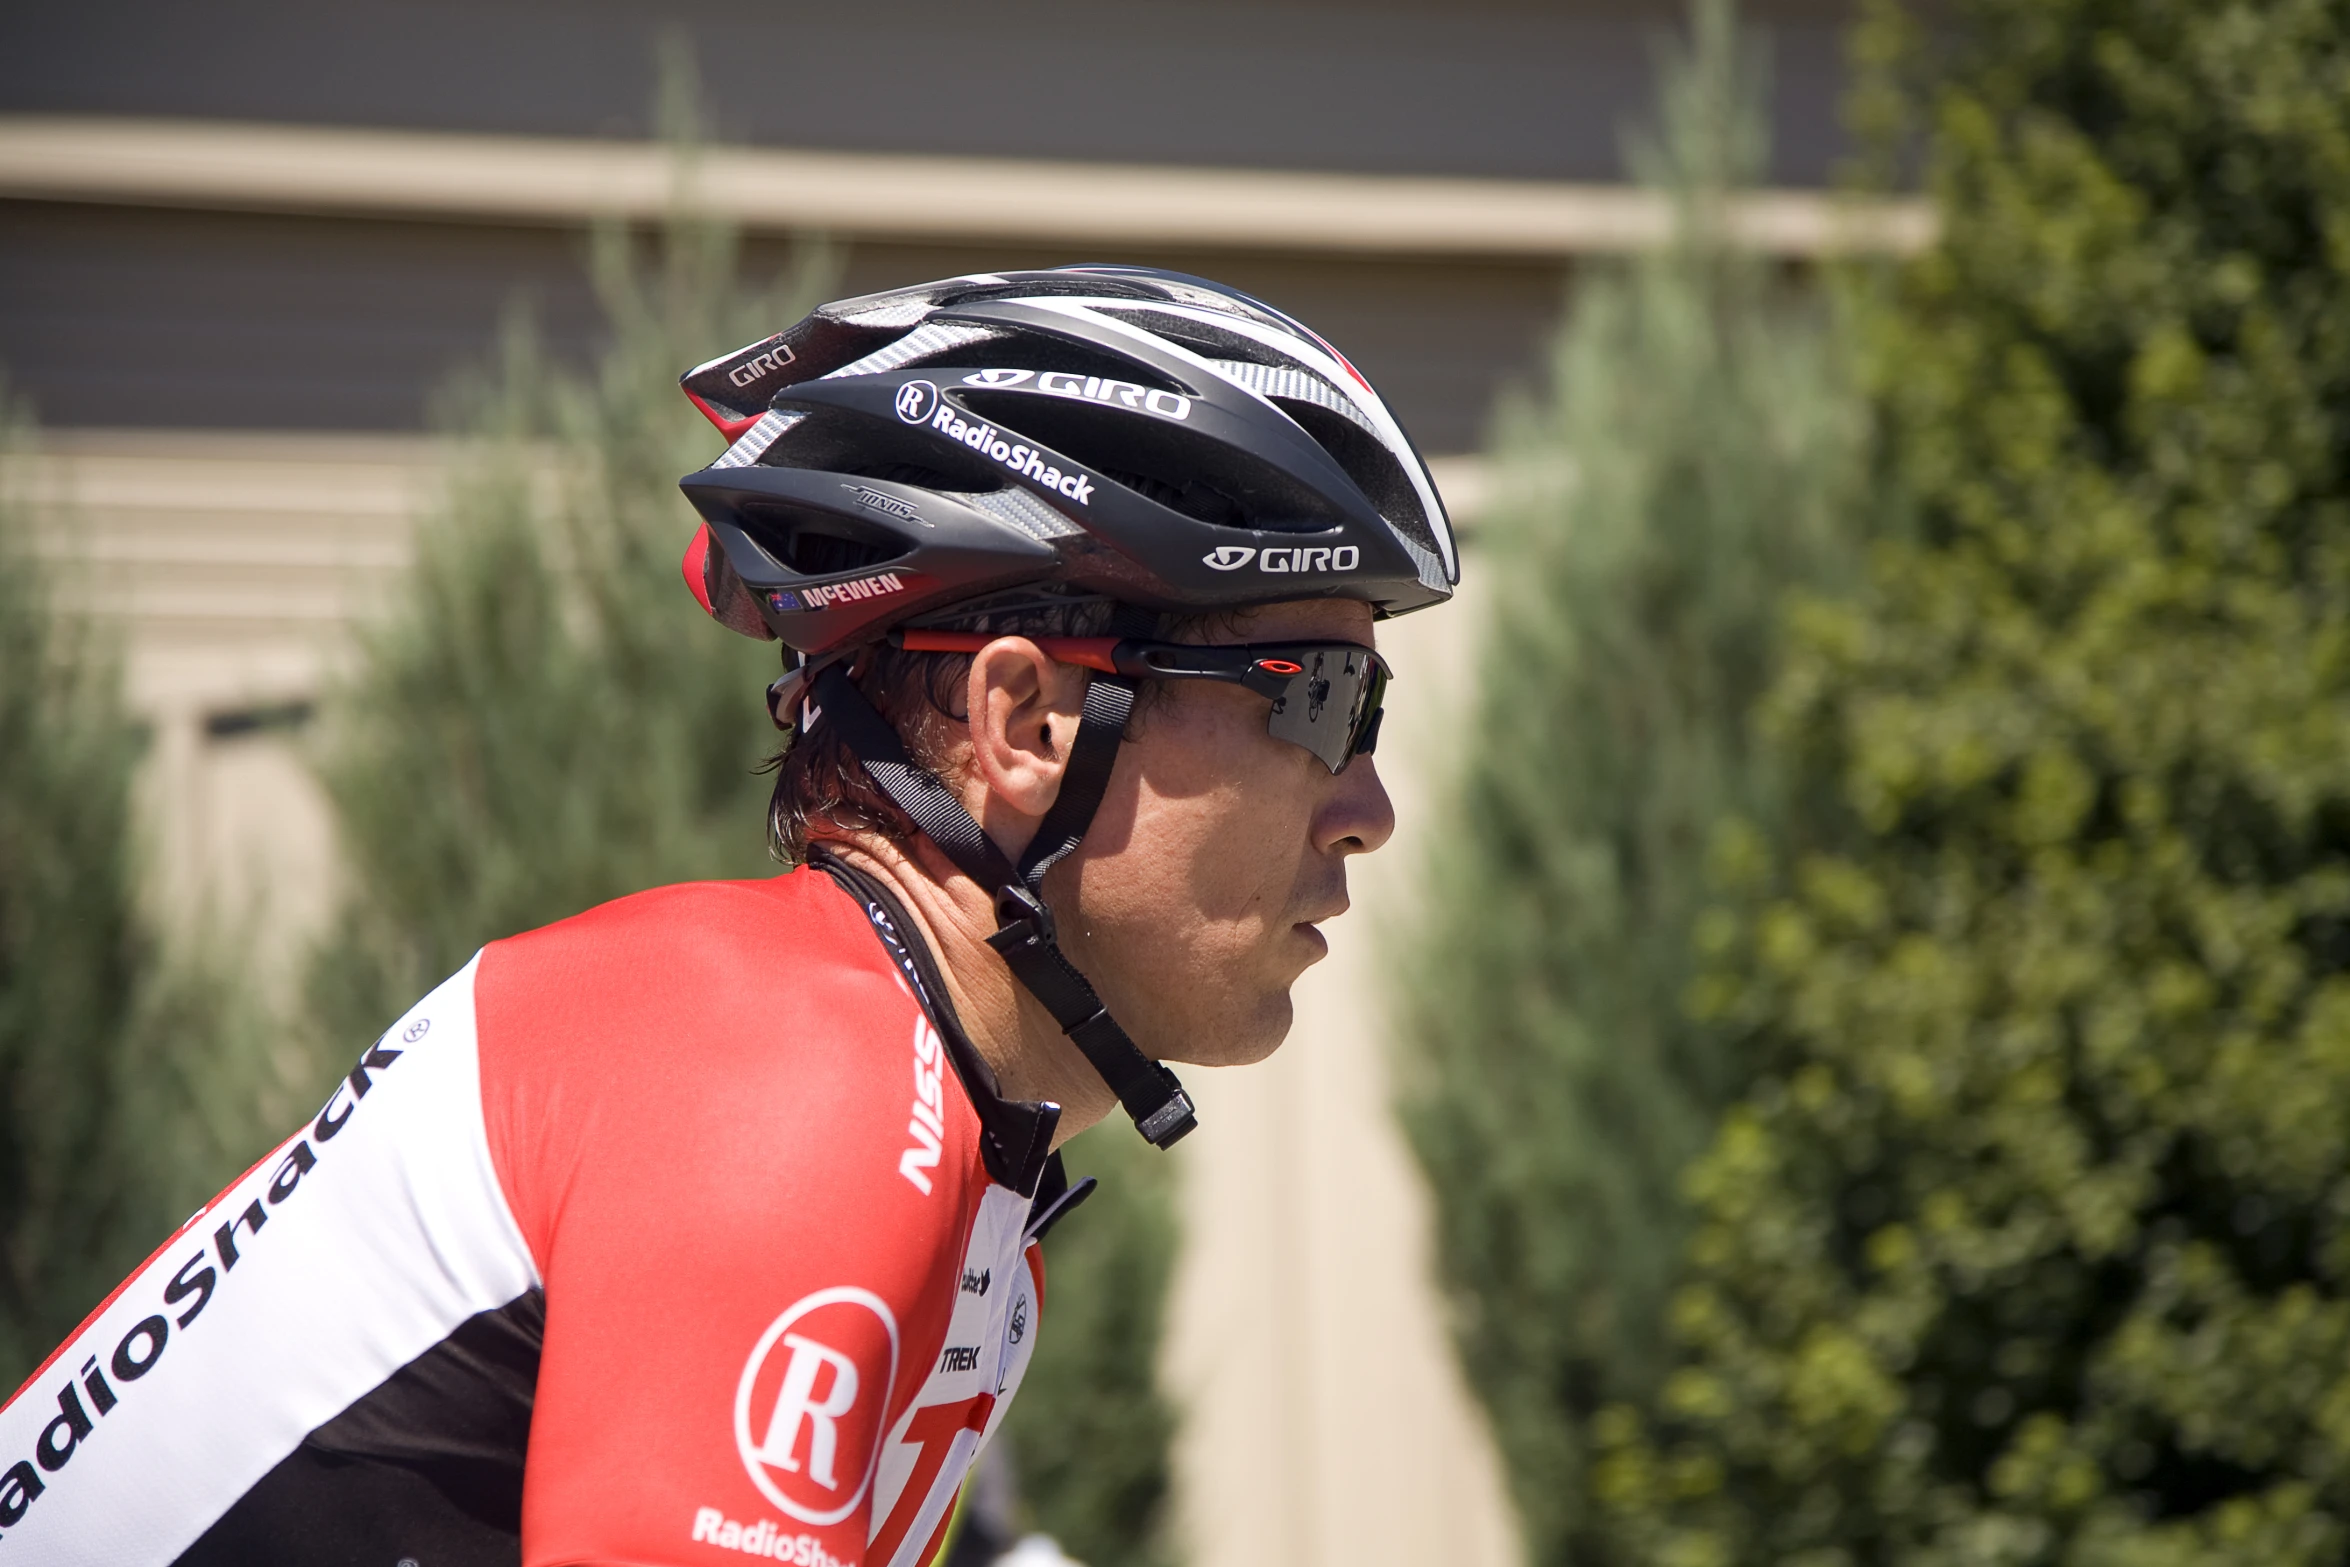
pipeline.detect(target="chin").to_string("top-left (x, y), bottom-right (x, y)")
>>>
top-left (1171, 991), bottom-right (1292, 1069)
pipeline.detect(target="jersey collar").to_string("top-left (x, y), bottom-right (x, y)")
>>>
top-left (812, 846), bottom-right (1062, 1197)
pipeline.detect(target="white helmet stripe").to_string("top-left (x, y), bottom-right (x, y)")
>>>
top-left (1088, 300), bottom-right (1455, 580)
top-left (1206, 359), bottom-right (1380, 439)
top-left (823, 321), bottom-right (1003, 378)
top-left (709, 409), bottom-right (804, 469)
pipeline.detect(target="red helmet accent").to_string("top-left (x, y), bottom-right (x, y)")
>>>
top-left (681, 525), bottom-right (717, 617)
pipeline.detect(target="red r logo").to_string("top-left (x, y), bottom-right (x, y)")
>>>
top-left (735, 1287), bottom-right (900, 1525)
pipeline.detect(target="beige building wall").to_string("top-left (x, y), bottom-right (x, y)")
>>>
top-left (1164, 562), bottom-right (1519, 1567)
top-left (31, 431), bottom-right (427, 962)
top-left (31, 430), bottom-right (1520, 1567)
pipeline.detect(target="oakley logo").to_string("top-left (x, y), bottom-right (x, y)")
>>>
top-left (728, 341), bottom-right (797, 387)
top-left (735, 1288), bottom-right (899, 1524)
top-left (1204, 546), bottom-right (1256, 571)
top-left (961, 368), bottom-right (1192, 421)
top-left (894, 380), bottom-right (941, 424)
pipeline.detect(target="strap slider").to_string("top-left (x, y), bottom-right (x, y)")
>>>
top-left (990, 883), bottom-right (1058, 945)
top-left (1135, 1090), bottom-right (1198, 1149)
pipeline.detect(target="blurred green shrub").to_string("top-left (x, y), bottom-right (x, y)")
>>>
top-left (1591, 1), bottom-right (2350, 1561)
top-left (0, 390), bottom-right (288, 1385)
top-left (1390, 2), bottom-right (1870, 1559)
top-left (302, 211), bottom-right (819, 1042)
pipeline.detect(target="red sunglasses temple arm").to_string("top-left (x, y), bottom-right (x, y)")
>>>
top-left (894, 629), bottom-right (1127, 675)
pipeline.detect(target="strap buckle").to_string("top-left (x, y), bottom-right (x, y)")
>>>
top-left (989, 882), bottom-right (1058, 946)
top-left (1134, 1090), bottom-right (1198, 1149)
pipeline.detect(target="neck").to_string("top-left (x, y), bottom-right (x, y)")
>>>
top-left (814, 832), bottom-right (1119, 1147)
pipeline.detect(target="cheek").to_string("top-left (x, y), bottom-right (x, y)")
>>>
top-left (1114, 693), bottom-right (1314, 930)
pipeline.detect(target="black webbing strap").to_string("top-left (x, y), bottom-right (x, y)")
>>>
top-left (1016, 673), bottom-right (1137, 890)
top-left (811, 662), bottom-right (1019, 890)
top-left (810, 662), bottom-right (1197, 1148)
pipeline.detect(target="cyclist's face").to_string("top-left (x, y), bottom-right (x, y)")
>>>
top-left (1048, 597), bottom-right (1396, 1069)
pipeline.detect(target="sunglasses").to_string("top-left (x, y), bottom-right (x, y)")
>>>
top-left (895, 630), bottom-right (1390, 773)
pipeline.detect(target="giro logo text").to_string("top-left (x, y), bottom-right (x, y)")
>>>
top-left (959, 368), bottom-right (1192, 422)
top-left (1203, 544), bottom-right (1361, 574)
top-left (1258, 545), bottom-right (1358, 573)
top-left (894, 380), bottom-right (941, 424)
top-left (734, 1288), bottom-right (899, 1525)
top-left (729, 339), bottom-right (798, 388)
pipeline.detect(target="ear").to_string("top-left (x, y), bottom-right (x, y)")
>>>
top-left (964, 637), bottom-right (1094, 854)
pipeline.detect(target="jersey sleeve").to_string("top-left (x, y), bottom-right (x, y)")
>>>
top-left (474, 876), bottom-right (983, 1567)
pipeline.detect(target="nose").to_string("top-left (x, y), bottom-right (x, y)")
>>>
top-left (1316, 752), bottom-right (1396, 859)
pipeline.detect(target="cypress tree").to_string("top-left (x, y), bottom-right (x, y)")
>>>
top-left (0, 390), bottom-right (284, 1384)
top-left (1593, 2), bottom-right (2350, 1561)
top-left (0, 386), bottom-right (148, 1379)
top-left (1391, 3), bottom-right (1869, 1560)
top-left (303, 209), bottom-right (822, 1040)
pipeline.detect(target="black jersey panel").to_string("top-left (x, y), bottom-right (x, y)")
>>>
top-left (306, 1288), bottom-right (544, 1481)
top-left (173, 1444), bottom-right (519, 1567)
top-left (173, 1290), bottom-right (543, 1565)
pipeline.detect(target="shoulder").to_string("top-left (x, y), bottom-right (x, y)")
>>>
top-left (469, 866), bottom-right (972, 1263)
top-left (479, 867), bottom-right (876, 1002)
top-left (471, 867), bottom-right (913, 1060)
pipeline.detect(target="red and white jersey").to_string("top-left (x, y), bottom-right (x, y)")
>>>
top-left (0, 857), bottom-right (1086, 1567)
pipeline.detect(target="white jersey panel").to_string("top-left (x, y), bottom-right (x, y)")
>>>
top-left (868, 1181), bottom-right (1045, 1567)
top-left (0, 955), bottom-right (539, 1564)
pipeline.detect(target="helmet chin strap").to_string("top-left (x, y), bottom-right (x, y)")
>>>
top-left (809, 661), bottom-right (1199, 1150)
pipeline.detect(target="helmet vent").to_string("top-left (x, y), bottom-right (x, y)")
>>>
top-left (824, 322), bottom-right (1005, 380)
top-left (911, 336), bottom-right (1187, 391)
top-left (953, 276), bottom-right (1164, 306)
top-left (1269, 397), bottom-right (1438, 555)
top-left (732, 500), bottom-right (910, 577)
top-left (1096, 466), bottom-right (1250, 529)
top-left (760, 413), bottom-right (1004, 493)
top-left (784, 528), bottom-right (902, 576)
top-left (1104, 308), bottom-right (1294, 370)
top-left (960, 391), bottom-right (1343, 533)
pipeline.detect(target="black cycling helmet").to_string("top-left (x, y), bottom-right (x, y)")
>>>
top-left (676, 264), bottom-right (1456, 650)
top-left (676, 266), bottom-right (1458, 1155)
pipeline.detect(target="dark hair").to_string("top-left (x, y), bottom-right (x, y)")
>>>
top-left (765, 598), bottom-right (1225, 863)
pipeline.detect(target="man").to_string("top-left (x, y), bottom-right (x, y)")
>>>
top-left (0, 265), bottom-right (1457, 1566)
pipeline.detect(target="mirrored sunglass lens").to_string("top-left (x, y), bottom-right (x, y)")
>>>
top-left (1265, 649), bottom-right (1376, 772)
top-left (1350, 664), bottom-right (1387, 759)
